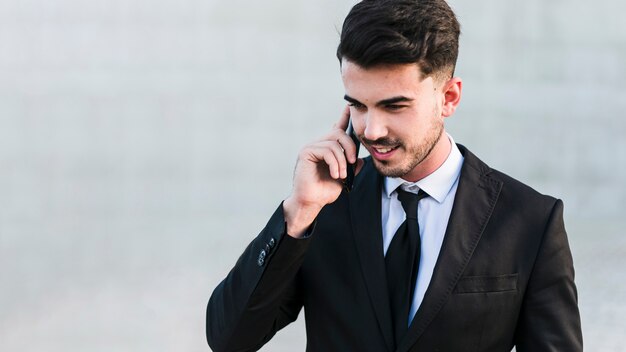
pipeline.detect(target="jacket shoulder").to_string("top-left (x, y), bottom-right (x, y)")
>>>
top-left (458, 144), bottom-right (559, 210)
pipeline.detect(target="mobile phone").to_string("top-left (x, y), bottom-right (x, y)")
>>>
top-left (344, 119), bottom-right (361, 192)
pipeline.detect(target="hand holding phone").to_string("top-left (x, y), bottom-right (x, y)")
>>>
top-left (283, 106), bottom-right (359, 238)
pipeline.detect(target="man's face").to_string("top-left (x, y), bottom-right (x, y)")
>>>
top-left (341, 59), bottom-right (448, 181)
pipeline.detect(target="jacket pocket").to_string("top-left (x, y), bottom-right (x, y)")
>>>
top-left (453, 273), bottom-right (518, 293)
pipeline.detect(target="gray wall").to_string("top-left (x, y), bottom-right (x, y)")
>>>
top-left (0, 0), bottom-right (624, 351)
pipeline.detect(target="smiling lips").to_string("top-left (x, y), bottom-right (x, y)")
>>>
top-left (370, 145), bottom-right (400, 160)
top-left (373, 146), bottom-right (396, 153)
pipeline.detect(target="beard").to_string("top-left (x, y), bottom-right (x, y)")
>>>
top-left (364, 117), bottom-right (444, 178)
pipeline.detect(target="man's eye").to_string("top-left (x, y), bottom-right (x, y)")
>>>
top-left (387, 105), bottom-right (406, 110)
top-left (349, 103), bottom-right (366, 110)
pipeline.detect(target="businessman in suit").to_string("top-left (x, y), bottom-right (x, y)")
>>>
top-left (206, 0), bottom-right (582, 351)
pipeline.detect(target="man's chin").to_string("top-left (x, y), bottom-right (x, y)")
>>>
top-left (371, 159), bottom-right (409, 178)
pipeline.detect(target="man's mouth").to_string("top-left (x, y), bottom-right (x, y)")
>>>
top-left (369, 144), bottom-right (401, 160)
top-left (372, 145), bottom-right (400, 154)
top-left (361, 137), bottom-right (402, 159)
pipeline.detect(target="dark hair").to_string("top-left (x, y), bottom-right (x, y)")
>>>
top-left (336, 0), bottom-right (460, 80)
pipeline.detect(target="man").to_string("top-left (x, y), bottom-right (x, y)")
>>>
top-left (206, 0), bottom-right (582, 351)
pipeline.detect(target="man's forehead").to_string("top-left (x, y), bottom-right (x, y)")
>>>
top-left (341, 60), bottom-right (434, 101)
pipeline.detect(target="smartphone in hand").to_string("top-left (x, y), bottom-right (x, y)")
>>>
top-left (344, 119), bottom-right (361, 192)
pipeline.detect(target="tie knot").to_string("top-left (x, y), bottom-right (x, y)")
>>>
top-left (396, 188), bottom-right (428, 219)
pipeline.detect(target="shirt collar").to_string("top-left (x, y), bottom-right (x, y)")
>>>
top-left (383, 135), bottom-right (464, 204)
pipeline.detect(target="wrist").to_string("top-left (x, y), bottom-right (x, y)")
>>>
top-left (283, 196), bottom-right (322, 238)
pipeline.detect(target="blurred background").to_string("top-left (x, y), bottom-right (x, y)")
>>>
top-left (0, 0), bottom-right (624, 351)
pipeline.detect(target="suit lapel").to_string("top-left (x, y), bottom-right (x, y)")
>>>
top-left (397, 146), bottom-right (503, 352)
top-left (348, 158), bottom-right (395, 352)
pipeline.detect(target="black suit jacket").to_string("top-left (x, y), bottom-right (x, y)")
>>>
top-left (207, 145), bottom-right (582, 351)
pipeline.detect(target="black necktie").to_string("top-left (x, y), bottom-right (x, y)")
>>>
top-left (385, 187), bottom-right (428, 345)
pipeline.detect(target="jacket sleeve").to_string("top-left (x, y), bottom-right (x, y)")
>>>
top-left (206, 203), bottom-right (313, 352)
top-left (514, 199), bottom-right (583, 351)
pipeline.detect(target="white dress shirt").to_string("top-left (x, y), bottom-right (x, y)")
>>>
top-left (381, 136), bottom-right (464, 325)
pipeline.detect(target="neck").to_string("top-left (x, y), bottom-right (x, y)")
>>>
top-left (401, 131), bottom-right (452, 182)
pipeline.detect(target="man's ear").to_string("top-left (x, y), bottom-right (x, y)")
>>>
top-left (441, 77), bottom-right (462, 118)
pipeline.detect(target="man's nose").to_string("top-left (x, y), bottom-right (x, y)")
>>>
top-left (363, 111), bottom-right (388, 141)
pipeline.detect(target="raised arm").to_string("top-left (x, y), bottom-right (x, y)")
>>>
top-left (207, 107), bottom-right (361, 351)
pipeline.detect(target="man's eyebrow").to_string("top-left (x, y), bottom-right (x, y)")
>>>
top-left (343, 95), bottom-right (413, 107)
top-left (344, 95), bottom-right (362, 105)
top-left (377, 96), bottom-right (413, 106)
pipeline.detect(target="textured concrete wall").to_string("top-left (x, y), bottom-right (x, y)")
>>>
top-left (0, 0), bottom-right (624, 351)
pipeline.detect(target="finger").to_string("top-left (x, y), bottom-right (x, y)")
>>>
top-left (334, 132), bottom-right (358, 164)
top-left (325, 140), bottom-right (349, 179)
top-left (332, 105), bottom-right (351, 131)
top-left (305, 144), bottom-right (342, 180)
top-left (320, 147), bottom-right (341, 179)
top-left (316, 141), bottom-right (348, 179)
top-left (316, 129), bottom-right (356, 166)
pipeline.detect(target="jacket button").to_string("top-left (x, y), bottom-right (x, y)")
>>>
top-left (268, 238), bottom-right (276, 248)
top-left (265, 244), bottom-right (271, 253)
top-left (257, 249), bottom-right (267, 267)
